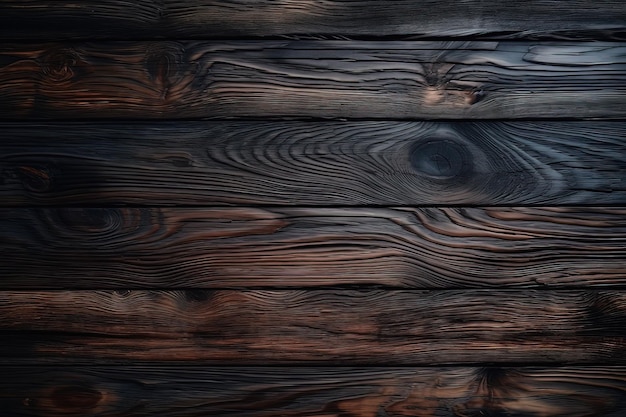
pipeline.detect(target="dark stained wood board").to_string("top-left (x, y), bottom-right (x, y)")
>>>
top-left (1, 0), bottom-right (626, 41)
top-left (2, 41), bottom-right (626, 119)
top-left (1, 121), bottom-right (624, 206)
top-left (2, 366), bottom-right (626, 416)
top-left (1, 206), bottom-right (625, 289)
top-left (1, 2), bottom-right (625, 416)
top-left (1, 290), bottom-right (625, 364)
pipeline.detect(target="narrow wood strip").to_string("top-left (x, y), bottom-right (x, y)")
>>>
top-left (1, 42), bottom-right (626, 119)
top-left (1, 366), bottom-right (626, 416)
top-left (0, 0), bottom-right (625, 40)
top-left (1, 290), bottom-right (624, 364)
top-left (1, 121), bottom-right (624, 206)
top-left (1, 207), bottom-right (625, 288)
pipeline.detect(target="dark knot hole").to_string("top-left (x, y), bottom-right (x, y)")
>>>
top-left (410, 138), bottom-right (467, 179)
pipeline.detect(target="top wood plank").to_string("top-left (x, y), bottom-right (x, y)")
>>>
top-left (1, 41), bottom-right (626, 120)
top-left (0, 1), bottom-right (625, 41)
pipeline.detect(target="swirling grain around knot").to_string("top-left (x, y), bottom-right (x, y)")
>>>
top-left (39, 47), bottom-right (80, 83)
top-left (0, 121), bottom-right (624, 206)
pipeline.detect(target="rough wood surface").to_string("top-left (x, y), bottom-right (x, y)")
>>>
top-left (1, 121), bottom-right (624, 206)
top-left (1, 207), bottom-right (625, 289)
top-left (1, 290), bottom-right (624, 364)
top-left (1, 1), bottom-right (625, 41)
top-left (2, 366), bottom-right (626, 416)
top-left (2, 3), bottom-right (625, 417)
top-left (1, 42), bottom-right (626, 119)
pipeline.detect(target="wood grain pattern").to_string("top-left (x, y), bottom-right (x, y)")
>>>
top-left (1, 1), bottom-right (625, 41)
top-left (1, 206), bottom-right (625, 289)
top-left (3, 2), bottom-right (625, 417)
top-left (1, 121), bottom-right (624, 206)
top-left (1, 41), bottom-right (626, 119)
top-left (1, 290), bottom-right (625, 364)
top-left (2, 366), bottom-right (626, 416)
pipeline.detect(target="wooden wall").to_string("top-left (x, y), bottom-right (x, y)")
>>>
top-left (1, 1), bottom-right (626, 416)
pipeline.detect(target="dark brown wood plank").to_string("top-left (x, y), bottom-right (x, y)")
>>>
top-left (1, 121), bottom-right (624, 206)
top-left (1, 290), bottom-right (624, 364)
top-left (1, 1), bottom-right (625, 41)
top-left (2, 366), bottom-right (626, 416)
top-left (1, 42), bottom-right (626, 119)
top-left (1, 207), bottom-right (625, 289)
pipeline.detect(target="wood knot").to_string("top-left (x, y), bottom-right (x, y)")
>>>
top-left (410, 138), bottom-right (468, 179)
top-left (585, 293), bottom-right (626, 336)
top-left (18, 165), bottom-right (52, 192)
top-left (184, 290), bottom-right (215, 303)
top-left (40, 48), bottom-right (80, 82)
top-left (56, 208), bottom-right (118, 233)
top-left (145, 42), bottom-right (185, 95)
top-left (467, 88), bottom-right (486, 105)
top-left (50, 386), bottom-right (102, 411)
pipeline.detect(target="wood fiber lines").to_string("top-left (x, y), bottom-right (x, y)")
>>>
top-left (2, 367), bottom-right (626, 417)
top-left (1, 1), bottom-right (625, 416)
top-left (1, 207), bottom-right (625, 288)
top-left (1, 0), bottom-right (625, 40)
top-left (1, 290), bottom-right (625, 364)
top-left (1, 121), bottom-right (624, 206)
top-left (1, 42), bottom-right (626, 119)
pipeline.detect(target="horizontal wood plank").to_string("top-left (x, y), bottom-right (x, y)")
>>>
top-left (1, 121), bottom-right (625, 206)
top-left (0, 1), bottom-right (625, 41)
top-left (1, 207), bottom-right (625, 289)
top-left (1, 290), bottom-right (625, 364)
top-left (2, 366), bottom-right (626, 416)
top-left (1, 42), bottom-right (626, 119)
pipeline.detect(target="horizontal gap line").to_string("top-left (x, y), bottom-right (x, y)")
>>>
top-left (1, 34), bottom-right (626, 43)
top-left (1, 361), bottom-right (624, 368)
top-left (1, 288), bottom-right (625, 292)
top-left (2, 204), bottom-right (626, 209)
top-left (1, 117), bottom-right (626, 123)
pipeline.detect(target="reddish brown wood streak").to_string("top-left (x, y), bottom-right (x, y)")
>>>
top-left (1, 2), bottom-right (625, 415)
top-left (1, 42), bottom-right (626, 119)
top-left (0, 207), bottom-right (625, 288)
top-left (0, 290), bottom-right (624, 364)
top-left (2, 366), bottom-right (625, 417)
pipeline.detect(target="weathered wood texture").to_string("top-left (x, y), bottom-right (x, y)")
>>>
top-left (2, 366), bottom-right (626, 416)
top-left (2, 121), bottom-right (624, 206)
top-left (2, 42), bottom-right (626, 119)
top-left (1, 1), bottom-right (625, 41)
top-left (1, 207), bottom-right (625, 289)
top-left (1, 290), bottom-right (625, 364)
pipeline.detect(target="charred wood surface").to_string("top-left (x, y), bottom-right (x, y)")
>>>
top-left (1, 0), bottom-right (625, 41)
top-left (2, 366), bottom-right (626, 416)
top-left (1, 42), bottom-right (626, 119)
top-left (1, 290), bottom-right (625, 364)
top-left (1, 121), bottom-right (624, 206)
top-left (1, 206), bottom-right (625, 289)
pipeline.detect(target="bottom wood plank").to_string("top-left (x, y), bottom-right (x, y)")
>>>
top-left (1, 366), bottom-right (625, 416)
